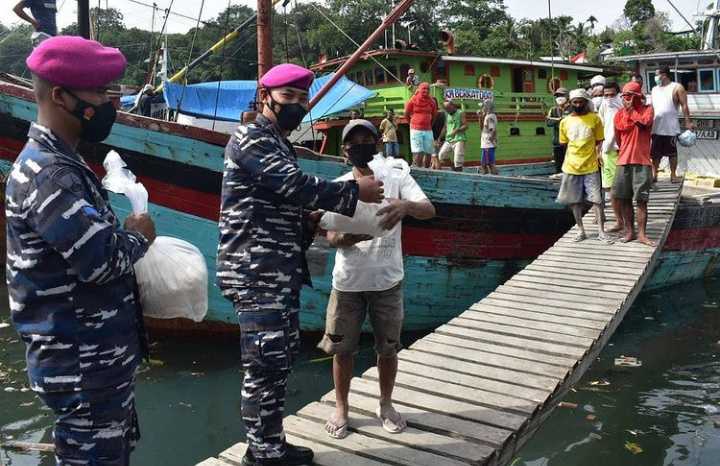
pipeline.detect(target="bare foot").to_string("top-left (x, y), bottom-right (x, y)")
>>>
top-left (325, 411), bottom-right (349, 439)
top-left (607, 224), bottom-right (623, 233)
top-left (620, 230), bottom-right (636, 243)
top-left (637, 235), bottom-right (656, 247)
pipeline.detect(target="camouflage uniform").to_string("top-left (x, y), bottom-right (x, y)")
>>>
top-left (217, 114), bottom-right (359, 459)
top-left (6, 123), bottom-right (149, 466)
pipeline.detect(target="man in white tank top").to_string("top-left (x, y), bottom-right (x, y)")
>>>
top-left (650, 65), bottom-right (693, 183)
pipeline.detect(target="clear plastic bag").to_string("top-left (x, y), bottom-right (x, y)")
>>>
top-left (320, 200), bottom-right (392, 237)
top-left (101, 151), bottom-right (208, 322)
top-left (133, 237), bottom-right (208, 322)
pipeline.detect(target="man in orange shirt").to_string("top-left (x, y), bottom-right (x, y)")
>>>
top-left (613, 81), bottom-right (655, 246)
top-left (404, 83), bottom-right (437, 168)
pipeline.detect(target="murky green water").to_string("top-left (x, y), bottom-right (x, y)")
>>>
top-left (2, 279), bottom-right (720, 466)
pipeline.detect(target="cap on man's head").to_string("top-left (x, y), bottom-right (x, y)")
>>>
top-left (590, 75), bottom-right (606, 87)
top-left (554, 87), bottom-right (569, 96)
top-left (26, 36), bottom-right (127, 89)
top-left (342, 119), bottom-right (378, 144)
top-left (259, 63), bottom-right (314, 91)
top-left (569, 88), bottom-right (589, 101)
top-left (622, 81), bottom-right (643, 95)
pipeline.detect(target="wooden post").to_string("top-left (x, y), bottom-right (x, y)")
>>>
top-left (257, 0), bottom-right (273, 79)
top-left (78, 0), bottom-right (91, 39)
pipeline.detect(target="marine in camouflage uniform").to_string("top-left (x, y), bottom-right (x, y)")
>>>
top-left (7, 36), bottom-right (156, 466)
top-left (217, 64), bottom-right (383, 465)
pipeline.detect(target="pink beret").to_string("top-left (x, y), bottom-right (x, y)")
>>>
top-left (259, 64), bottom-right (314, 91)
top-left (26, 36), bottom-right (127, 89)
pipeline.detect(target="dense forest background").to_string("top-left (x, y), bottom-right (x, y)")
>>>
top-left (0, 0), bottom-right (702, 87)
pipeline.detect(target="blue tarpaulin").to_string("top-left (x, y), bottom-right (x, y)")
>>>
top-left (156, 74), bottom-right (374, 122)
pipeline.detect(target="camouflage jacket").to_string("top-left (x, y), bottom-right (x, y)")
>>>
top-left (6, 123), bottom-right (149, 393)
top-left (217, 115), bottom-right (359, 303)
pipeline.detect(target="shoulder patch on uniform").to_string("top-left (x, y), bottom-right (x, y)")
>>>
top-left (81, 205), bottom-right (101, 219)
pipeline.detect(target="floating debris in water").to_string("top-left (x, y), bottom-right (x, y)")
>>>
top-left (624, 441), bottom-right (643, 455)
top-left (586, 414), bottom-right (597, 421)
top-left (4, 387), bottom-right (17, 392)
top-left (590, 379), bottom-right (611, 386)
top-left (178, 402), bottom-right (192, 408)
top-left (558, 401), bottom-right (578, 409)
top-left (148, 359), bottom-right (165, 367)
top-left (615, 356), bottom-right (642, 367)
top-left (0, 323), bottom-right (9, 329)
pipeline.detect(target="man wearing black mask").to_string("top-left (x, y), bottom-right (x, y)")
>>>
top-left (319, 119), bottom-right (435, 441)
top-left (217, 64), bottom-right (384, 466)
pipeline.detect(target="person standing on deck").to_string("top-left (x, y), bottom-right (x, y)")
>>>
top-left (319, 119), bottom-right (435, 440)
top-left (430, 97), bottom-right (445, 169)
top-left (216, 63), bottom-right (384, 466)
top-left (13, 0), bottom-right (57, 45)
top-left (547, 87), bottom-right (570, 174)
top-left (438, 99), bottom-right (468, 172)
top-left (6, 36), bottom-right (156, 466)
top-left (479, 99), bottom-right (498, 175)
top-left (598, 81), bottom-right (623, 230)
top-left (404, 82), bottom-right (437, 168)
top-left (650, 65), bottom-right (693, 183)
top-left (379, 109), bottom-right (400, 158)
top-left (590, 75), bottom-right (606, 111)
top-left (613, 81), bottom-right (656, 246)
top-left (557, 89), bottom-right (612, 243)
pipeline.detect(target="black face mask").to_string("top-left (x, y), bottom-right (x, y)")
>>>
top-left (268, 96), bottom-right (308, 132)
top-left (346, 143), bottom-right (376, 168)
top-left (65, 90), bottom-right (117, 143)
top-left (572, 104), bottom-right (588, 115)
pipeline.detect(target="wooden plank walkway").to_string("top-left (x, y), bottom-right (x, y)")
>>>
top-left (198, 179), bottom-right (683, 466)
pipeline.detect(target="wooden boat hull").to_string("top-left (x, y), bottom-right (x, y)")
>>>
top-left (1, 82), bottom-right (719, 334)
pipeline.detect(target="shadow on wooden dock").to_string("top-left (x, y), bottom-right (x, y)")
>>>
top-left (198, 179), bottom-right (684, 466)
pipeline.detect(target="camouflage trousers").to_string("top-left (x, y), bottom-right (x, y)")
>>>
top-left (236, 290), bottom-right (301, 459)
top-left (37, 379), bottom-right (140, 466)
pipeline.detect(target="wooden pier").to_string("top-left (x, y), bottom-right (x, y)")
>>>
top-left (198, 179), bottom-right (683, 466)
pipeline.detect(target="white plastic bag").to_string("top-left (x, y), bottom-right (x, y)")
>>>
top-left (678, 130), bottom-right (697, 148)
top-left (134, 237), bottom-right (208, 322)
top-left (101, 151), bottom-right (208, 322)
top-left (320, 200), bottom-right (392, 237)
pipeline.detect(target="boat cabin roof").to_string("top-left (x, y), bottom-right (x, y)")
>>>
top-left (607, 49), bottom-right (720, 63)
top-left (440, 55), bottom-right (604, 73)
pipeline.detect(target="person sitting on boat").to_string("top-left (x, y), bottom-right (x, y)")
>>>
top-left (318, 119), bottom-right (435, 440)
top-left (379, 108), bottom-right (400, 158)
top-left (547, 87), bottom-right (570, 174)
top-left (557, 89), bottom-right (612, 243)
top-left (216, 63), bottom-right (384, 466)
top-left (404, 82), bottom-right (437, 168)
top-left (7, 36), bottom-right (156, 466)
top-left (650, 65), bottom-right (693, 183)
top-left (597, 81), bottom-right (623, 227)
top-left (13, 0), bottom-right (57, 45)
top-left (405, 67), bottom-right (419, 89)
top-left (613, 81), bottom-right (656, 246)
top-left (438, 99), bottom-right (468, 172)
top-left (479, 99), bottom-right (498, 175)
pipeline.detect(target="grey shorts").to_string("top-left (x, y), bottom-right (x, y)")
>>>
top-left (612, 164), bottom-right (653, 203)
top-left (556, 172), bottom-right (602, 205)
top-left (317, 282), bottom-right (404, 358)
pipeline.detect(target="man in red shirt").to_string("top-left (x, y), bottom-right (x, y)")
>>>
top-left (612, 81), bottom-right (655, 246)
top-left (404, 83), bottom-right (437, 168)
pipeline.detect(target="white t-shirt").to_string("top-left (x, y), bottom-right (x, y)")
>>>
top-left (598, 96), bottom-right (623, 154)
top-left (332, 170), bottom-right (428, 292)
top-left (481, 113), bottom-right (497, 149)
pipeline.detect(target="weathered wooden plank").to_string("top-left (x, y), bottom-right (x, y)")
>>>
top-left (551, 242), bottom-right (653, 258)
top-left (493, 286), bottom-right (620, 311)
top-left (435, 324), bottom-right (587, 358)
top-left (504, 279), bottom-right (628, 300)
top-left (447, 317), bottom-right (595, 348)
top-left (542, 250), bottom-right (650, 265)
top-left (528, 258), bottom-right (647, 275)
top-left (349, 375), bottom-right (527, 431)
top-left (467, 303), bottom-right (607, 330)
top-left (479, 297), bottom-right (610, 323)
top-left (364, 367), bottom-right (539, 416)
top-left (397, 349), bottom-right (560, 392)
top-left (321, 387), bottom-right (513, 448)
top-left (395, 358), bottom-right (549, 402)
top-left (196, 458), bottom-right (229, 466)
top-left (413, 337), bottom-right (572, 377)
top-left (511, 273), bottom-right (633, 294)
top-left (520, 265), bottom-right (638, 285)
top-left (459, 309), bottom-right (602, 338)
top-left (298, 402), bottom-right (495, 464)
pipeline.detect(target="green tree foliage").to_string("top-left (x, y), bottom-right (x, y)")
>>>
top-left (624, 0), bottom-right (655, 25)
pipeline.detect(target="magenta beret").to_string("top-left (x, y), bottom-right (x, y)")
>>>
top-left (259, 64), bottom-right (314, 91)
top-left (26, 36), bottom-right (127, 89)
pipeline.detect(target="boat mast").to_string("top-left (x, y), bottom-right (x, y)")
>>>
top-left (78, 0), bottom-right (91, 39)
top-left (257, 0), bottom-right (273, 78)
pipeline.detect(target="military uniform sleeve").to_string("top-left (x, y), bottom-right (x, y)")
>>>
top-left (27, 167), bottom-right (149, 284)
top-left (230, 134), bottom-right (359, 216)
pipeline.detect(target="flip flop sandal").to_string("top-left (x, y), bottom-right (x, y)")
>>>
top-left (324, 419), bottom-right (349, 439)
top-left (572, 232), bottom-right (587, 242)
top-left (376, 407), bottom-right (406, 434)
top-left (597, 233), bottom-right (615, 244)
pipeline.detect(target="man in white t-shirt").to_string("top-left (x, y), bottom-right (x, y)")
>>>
top-left (318, 119), bottom-right (435, 440)
top-left (479, 99), bottom-right (498, 174)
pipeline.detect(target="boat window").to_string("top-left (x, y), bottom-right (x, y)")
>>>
top-left (510, 127), bottom-right (520, 136)
top-left (536, 127), bottom-right (546, 136)
top-left (676, 69), bottom-right (696, 92)
top-left (364, 69), bottom-right (374, 86)
top-left (538, 69), bottom-right (547, 79)
top-left (375, 67), bottom-right (386, 84)
top-left (646, 71), bottom-right (656, 90)
top-left (698, 69), bottom-right (716, 93)
top-left (464, 64), bottom-right (475, 76)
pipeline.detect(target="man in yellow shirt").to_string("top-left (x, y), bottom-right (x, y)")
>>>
top-left (558, 89), bottom-right (612, 243)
